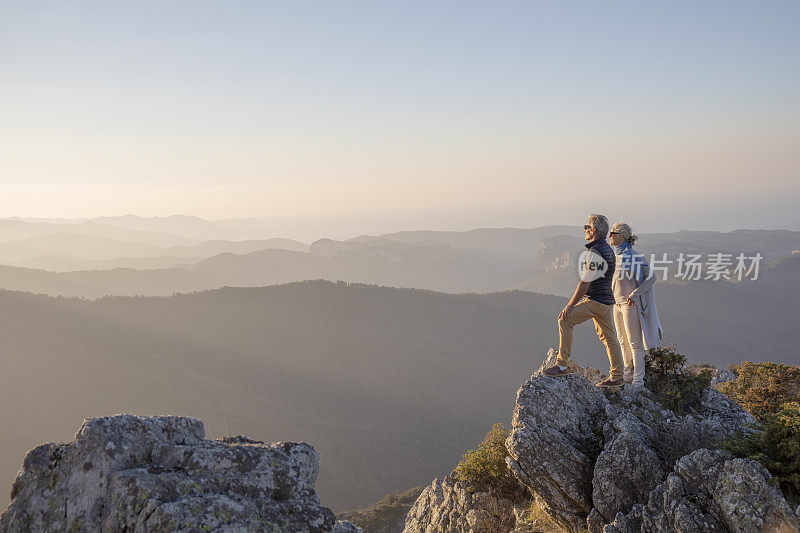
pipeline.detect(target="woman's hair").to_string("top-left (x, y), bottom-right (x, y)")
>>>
top-left (613, 223), bottom-right (637, 245)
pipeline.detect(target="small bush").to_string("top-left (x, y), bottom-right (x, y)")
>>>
top-left (454, 423), bottom-right (527, 502)
top-left (645, 347), bottom-right (712, 414)
top-left (719, 362), bottom-right (800, 503)
top-left (720, 361), bottom-right (800, 419)
top-left (722, 402), bottom-right (800, 501)
top-left (646, 346), bottom-right (686, 375)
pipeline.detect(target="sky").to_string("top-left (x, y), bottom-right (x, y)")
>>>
top-left (1, 1), bottom-right (798, 229)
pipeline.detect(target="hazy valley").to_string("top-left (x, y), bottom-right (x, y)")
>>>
top-left (1, 216), bottom-right (799, 514)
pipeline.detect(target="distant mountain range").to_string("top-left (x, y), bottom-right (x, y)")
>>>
top-left (8, 237), bottom-right (308, 272)
top-left (0, 222), bottom-right (796, 297)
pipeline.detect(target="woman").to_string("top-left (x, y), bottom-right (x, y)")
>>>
top-left (609, 223), bottom-right (663, 388)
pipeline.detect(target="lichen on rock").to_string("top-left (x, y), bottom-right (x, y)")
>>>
top-left (637, 448), bottom-right (798, 533)
top-left (402, 473), bottom-right (517, 533)
top-left (0, 414), bottom-right (337, 532)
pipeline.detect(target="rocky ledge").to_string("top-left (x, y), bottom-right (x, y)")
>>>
top-left (0, 414), bottom-right (361, 533)
top-left (404, 350), bottom-right (800, 533)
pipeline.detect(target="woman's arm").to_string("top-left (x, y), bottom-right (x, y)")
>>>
top-left (629, 253), bottom-right (656, 297)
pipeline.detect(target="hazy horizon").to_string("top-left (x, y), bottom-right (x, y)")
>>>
top-left (3, 1), bottom-right (799, 226)
top-left (3, 189), bottom-right (799, 245)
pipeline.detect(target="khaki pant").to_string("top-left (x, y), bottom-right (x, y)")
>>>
top-left (557, 297), bottom-right (624, 380)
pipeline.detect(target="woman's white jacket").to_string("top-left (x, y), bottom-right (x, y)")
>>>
top-left (613, 243), bottom-right (663, 350)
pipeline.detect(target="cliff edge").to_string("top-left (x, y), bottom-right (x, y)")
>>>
top-left (404, 350), bottom-right (799, 533)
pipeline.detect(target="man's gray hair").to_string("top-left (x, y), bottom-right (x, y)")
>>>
top-left (588, 214), bottom-right (609, 237)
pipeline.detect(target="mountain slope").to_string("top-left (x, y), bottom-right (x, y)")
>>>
top-left (0, 283), bottom-right (579, 512)
top-left (1, 277), bottom-right (798, 512)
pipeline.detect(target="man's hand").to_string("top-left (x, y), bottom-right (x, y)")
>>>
top-left (561, 281), bottom-right (589, 321)
top-left (626, 297), bottom-right (636, 307)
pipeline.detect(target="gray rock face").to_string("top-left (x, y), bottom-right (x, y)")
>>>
top-left (591, 409), bottom-right (665, 523)
top-left (505, 372), bottom-right (606, 530)
top-left (506, 352), bottom-right (765, 532)
top-left (638, 449), bottom-right (799, 533)
top-left (0, 415), bottom-right (337, 532)
top-left (695, 388), bottom-right (758, 442)
top-left (402, 473), bottom-right (516, 533)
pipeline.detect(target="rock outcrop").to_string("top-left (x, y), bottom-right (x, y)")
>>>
top-left (0, 415), bottom-right (340, 532)
top-left (406, 349), bottom-right (798, 533)
top-left (504, 350), bottom-right (796, 533)
top-left (632, 448), bottom-right (798, 533)
top-left (402, 473), bottom-right (517, 533)
top-left (504, 364), bottom-right (607, 529)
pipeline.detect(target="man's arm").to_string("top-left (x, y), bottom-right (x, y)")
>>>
top-left (559, 281), bottom-right (591, 320)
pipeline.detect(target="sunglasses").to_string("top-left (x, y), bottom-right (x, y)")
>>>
top-left (584, 225), bottom-right (592, 230)
top-left (609, 231), bottom-right (620, 235)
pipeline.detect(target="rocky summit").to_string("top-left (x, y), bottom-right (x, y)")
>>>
top-left (403, 473), bottom-right (517, 532)
top-left (404, 350), bottom-right (800, 533)
top-left (0, 414), bottom-right (361, 533)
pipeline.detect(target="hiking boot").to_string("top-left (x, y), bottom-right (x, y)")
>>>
top-left (543, 364), bottom-right (572, 377)
top-left (596, 377), bottom-right (625, 388)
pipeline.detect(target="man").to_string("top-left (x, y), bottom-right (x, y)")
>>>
top-left (543, 214), bottom-right (624, 388)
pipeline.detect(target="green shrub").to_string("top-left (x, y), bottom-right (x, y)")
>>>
top-left (719, 362), bottom-right (800, 503)
top-left (720, 361), bottom-right (800, 419)
top-left (644, 347), bottom-right (712, 415)
top-left (454, 423), bottom-right (526, 502)
top-left (722, 402), bottom-right (800, 501)
top-left (646, 346), bottom-right (686, 375)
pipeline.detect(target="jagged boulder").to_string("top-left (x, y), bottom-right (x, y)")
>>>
top-left (0, 415), bottom-right (337, 532)
top-left (506, 350), bottom-right (766, 532)
top-left (591, 409), bottom-right (666, 523)
top-left (504, 371), bottom-right (607, 530)
top-left (634, 449), bottom-right (799, 533)
top-left (402, 473), bottom-right (516, 533)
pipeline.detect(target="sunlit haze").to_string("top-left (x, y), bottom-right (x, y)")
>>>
top-left (2, 2), bottom-right (800, 521)
top-left (1, 1), bottom-right (799, 232)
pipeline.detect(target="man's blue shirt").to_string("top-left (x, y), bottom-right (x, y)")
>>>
top-left (585, 238), bottom-right (616, 305)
